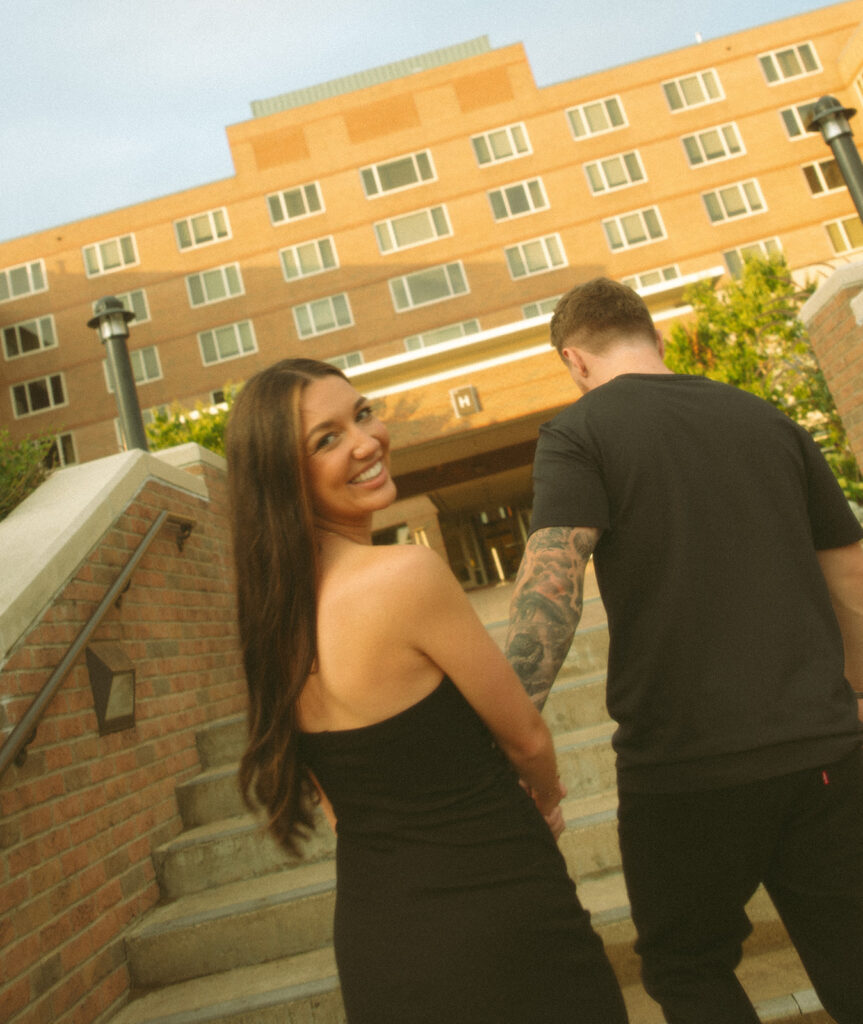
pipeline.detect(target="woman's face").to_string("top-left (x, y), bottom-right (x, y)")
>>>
top-left (300, 374), bottom-right (396, 529)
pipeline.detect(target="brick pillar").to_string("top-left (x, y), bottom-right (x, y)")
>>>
top-left (800, 261), bottom-right (863, 470)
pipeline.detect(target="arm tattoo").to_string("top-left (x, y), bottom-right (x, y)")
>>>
top-left (505, 526), bottom-right (599, 711)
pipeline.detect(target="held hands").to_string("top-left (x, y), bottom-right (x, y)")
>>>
top-left (528, 778), bottom-right (568, 840)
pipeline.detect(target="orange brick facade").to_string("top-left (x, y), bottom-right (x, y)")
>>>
top-left (3, 0), bottom-right (863, 487)
top-left (0, 463), bottom-right (245, 1024)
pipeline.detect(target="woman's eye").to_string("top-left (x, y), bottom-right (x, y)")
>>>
top-left (356, 405), bottom-right (373, 422)
top-left (314, 431), bottom-right (338, 452)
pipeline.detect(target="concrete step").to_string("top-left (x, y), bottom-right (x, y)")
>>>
top-left (196, 714), bottom-right (245, 770)
top-left (111, 900), bottom-right (823, 1024)
top-left (175, 763), bottom-right (246, 829)
top-left (544, 668), bottom-right (609, 732)
top-left (152, 810), bottom-right (336, 900)
top-left (125, 859), bottom-right (337, 989)
top-left (554, 720), bottom-right (618, 798)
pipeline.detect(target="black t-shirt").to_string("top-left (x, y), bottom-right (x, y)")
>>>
top-left (531, 374), bottom-right (863, 791)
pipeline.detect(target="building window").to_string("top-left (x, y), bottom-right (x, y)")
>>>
top-left (682, 124), bottom-right (744, 167)
top-left (780, 100), bottom-right (818, 139)
top-left (488, 179), bottom-right (549, 220)
top-left (104, 345), bottom-right (162, 392)
top-left (293, 294), bottom-right (353, 338)
top-left (621, 266), bottom-right (681, 290)
top-left (374, 207), bottom-right (451, 253)
top-left (566, 96), bottom-right (627, 139)
top-left (504, 235), bottom-right (567, 278)
top-left (267, 182), bottom-right (324, 225)
top-left (0, 259), bottom-right (47, 303)
top-left (404, 320), bottom-right (480, 351)
top-left (471, 123), bottom-right (531, 166)
top-left (522, 296), bottom-right (561, 319)
top-left (584, 152), bottom-right (645, 194)
top-left (803, 158), bottom-right (845, 195)
top-left (106, 289), bottom-right (150, 324)
top-left (83, 234), bottom-right (138, 277)
top-left (174, 208), bottom-right (230, 251)
top-left (3, 316), bottom-right (57, 360)
top-left (361, 150), bottom-right (435, 198)
top-left (723, 238), bottom-right (782, 277)
top-left (826, 215), bottom-right (863, 254)
top-left (329, 351), bottom-right (364, 370)
top-left (280, 237), bottom-right (338, 279)
top-left (602, 208), bottom-right (666, 251)
top-left (186, 264), bottom-right (244, 307)
top-left (702, 180), bottom-right (765, 223)
top-left (11, 373), bottom-right (67, 417)
top-left (389, 262), bottom-right (468, 311)
top-left (44, 432), bottom-right (76, 469)
top-left (759, 43), bottom-right (820, 84)
top-left (662, 70), bottom-right (723, 112)
top-left (198, 320), bottom-right (257, 365)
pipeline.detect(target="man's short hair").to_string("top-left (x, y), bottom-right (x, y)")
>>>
top-left (550, 277), bottom-right (657, 357)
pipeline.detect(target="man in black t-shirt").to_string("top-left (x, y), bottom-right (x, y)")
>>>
top-left (506, 277), bottom-right (863, 1024)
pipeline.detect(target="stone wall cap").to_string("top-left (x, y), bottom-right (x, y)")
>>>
top-left (800, 260), bottom-right (863, 326)
top-left (0, 449), bottom-right (215, 663)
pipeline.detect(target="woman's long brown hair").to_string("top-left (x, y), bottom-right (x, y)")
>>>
top-left (225, 358), bottom-right (348, 853)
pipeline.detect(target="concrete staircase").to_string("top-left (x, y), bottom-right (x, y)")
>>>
top-left (106, 573), bottom-right (830, 1024)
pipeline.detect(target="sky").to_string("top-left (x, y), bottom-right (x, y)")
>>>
top-left (0, 0), bottom-right (846, 243)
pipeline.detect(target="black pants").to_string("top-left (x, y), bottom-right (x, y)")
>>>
top-left (617, 747), bottom-right (863, 1024)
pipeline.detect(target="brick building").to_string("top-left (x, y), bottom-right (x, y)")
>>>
top-left (4, 0), bottom-right (863, 584)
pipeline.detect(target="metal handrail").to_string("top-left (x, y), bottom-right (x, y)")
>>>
top-left (0, 510), bottom-right (195, 782)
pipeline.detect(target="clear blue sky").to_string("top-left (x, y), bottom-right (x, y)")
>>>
top-left (0, 0), bottom-right (845, 242)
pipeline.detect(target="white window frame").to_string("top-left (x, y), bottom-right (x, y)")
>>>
top-left (280, 237), bottom-right (339, 280)
top-left (825, 215), bottom-right (863, 255)
top-left (0, 259), bottom-right (47, 303)
top-left (45, 431), bottom-right (77, 469)
top-left (374, 207), bottom-right (451, 254)
top-left (471, 123), bottom-right (531, 166)
top-left (267, 182), bottom-right (324, 225)
top-left (723, 238), bottom-right (782, 277)
top-left (11, 372), bottom-right (67, 418)
top-left (174, 208), bottom-right (230, 251)
top-left (681, 123), bottom-right (744, 167)
top-left (360, 150), bottom-right (436, 198)
top-left (106, 289), bottom-right (150, 324)
top-left (198, 320), bottom-right (258, 366)
top-left (702, 180), bottom-right (766, 224)
top-left (621, 266), bottom-right (681, 291)
top-left (328, 351), bottom-right (364, 370)
top-left (3, 315), bottom-right (57, 360)
top-left (602, 207), bottom-right (666, 251)
top-left (662, 69), bottom-right (724, 112)
top-left (583, 151), bottom-right (646, 194)
top-left (522, 296), bottom-right (561, 319)
top-left (566, 96), bottom-right (627, 139)
top-left (487, 178), bottom-right (549, 220)
top-left (83, 234), bottom-right (138, 277)
top-left (103, 345), bottom-right (162, 392)
top-left (389, 262), bottom-right (469, 312)
top-left (292, 294), bottom-right (353, 338)
top-left (404, 320), bottom-right (481, 352)
top-left (802, 158), bottom-right (846, 196)
top-left (780, 100), bottom-right (819, 140)
top-left (504, 235), bottom-right (567, 279)
top-left (759, 42), bottom-right (821, 85)
top-left (186, 263), bottom-right (244, 307)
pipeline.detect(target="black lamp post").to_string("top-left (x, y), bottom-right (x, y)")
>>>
top-left (87, 296), bottom-right (149, 452)
top-left (806, 96), bottom-right (863, 222)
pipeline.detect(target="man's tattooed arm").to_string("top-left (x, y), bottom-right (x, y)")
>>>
top-left (505, 526), bottom-right (600, 711)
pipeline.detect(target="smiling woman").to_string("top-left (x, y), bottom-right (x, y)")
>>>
top-left (224, 357), bottom-right (628, 1023)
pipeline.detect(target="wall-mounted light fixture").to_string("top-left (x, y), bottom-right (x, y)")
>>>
top-left (86, 642), bottom-right (136, 735)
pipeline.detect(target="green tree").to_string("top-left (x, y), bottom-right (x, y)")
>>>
top-left (0, 430), bottom-right (55, 522)
top-left (665, 254), bottom-right (863, 502)
top-left (145, 387), bottom-right (238, 457)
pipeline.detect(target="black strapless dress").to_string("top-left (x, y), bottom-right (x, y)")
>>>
top-left (298, 677), bottom-right (627, 1023)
